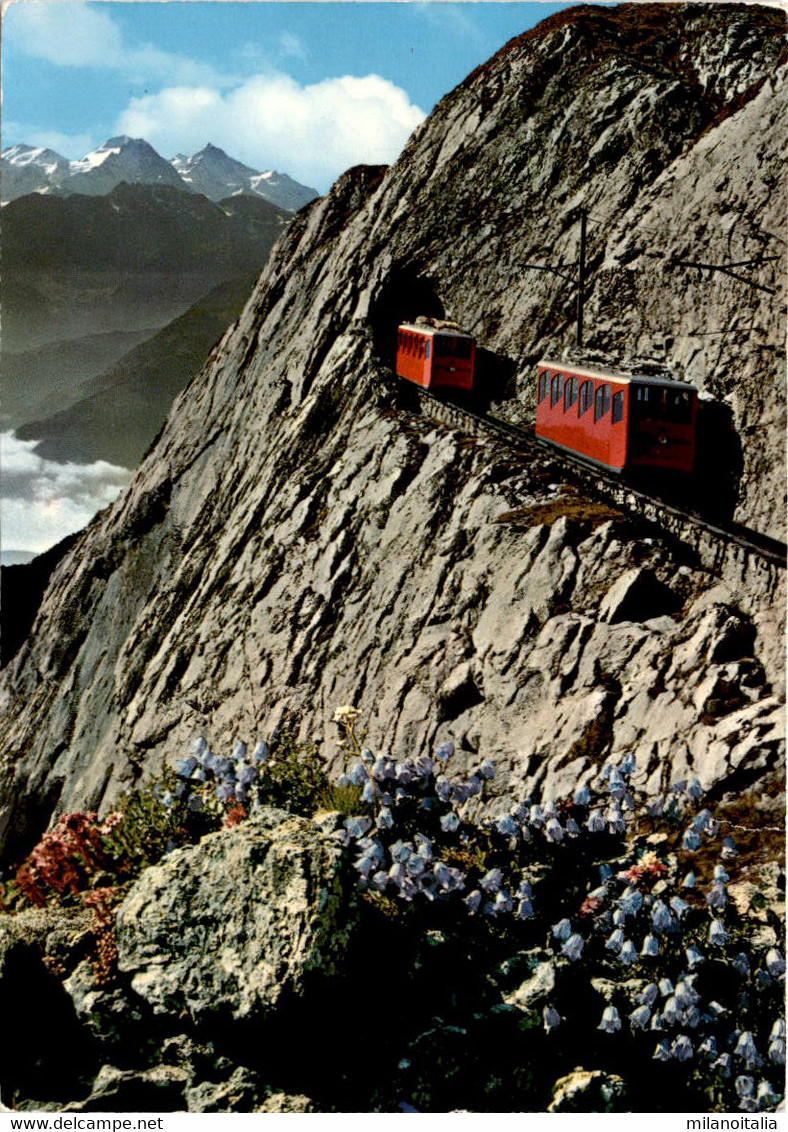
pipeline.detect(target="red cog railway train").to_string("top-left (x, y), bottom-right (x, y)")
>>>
top-left (395, 322), bottom-right (476, 392)
top-left (395, 323), bottom-right (698, 475)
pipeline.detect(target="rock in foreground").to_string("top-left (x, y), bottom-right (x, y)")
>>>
top-left (116, 808), bottom-right (355, 1023)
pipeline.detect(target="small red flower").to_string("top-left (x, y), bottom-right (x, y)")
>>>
top-left (223, 804), bottom-right (248, 829)
top-left (579, 894), bottom-right (604, 918)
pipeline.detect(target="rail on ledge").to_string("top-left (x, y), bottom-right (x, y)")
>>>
top-left (401, 383), bottom-right (786, 597)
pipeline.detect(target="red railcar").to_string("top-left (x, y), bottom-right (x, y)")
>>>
top-left (396, 323), bottom-right (476, 392)
top-left (535, 358), bottom-right (697, 474)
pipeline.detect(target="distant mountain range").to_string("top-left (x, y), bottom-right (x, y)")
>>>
top-left (2, 181), bottom-right (293, 357)
top-left (1, 136), bottom-right (319, 211)
top-left (1, 135), bottom-right (320, 556)
top-left (15, 274), bottom-right (260, 467)
top-left (2, 181), bottom-right (298, 470)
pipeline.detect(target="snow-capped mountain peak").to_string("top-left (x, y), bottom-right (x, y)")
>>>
top-left (2, 144), bottom-right (69, 172)
top-left (67, 136), bottom-right (186, 194)
top-left (1, 144), bottom-right (71, 201)
top-left (170, 143), bottom-right (318, 210)
top-left (1, 136), bottom-right (318, 210)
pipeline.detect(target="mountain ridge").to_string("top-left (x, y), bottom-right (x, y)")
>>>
top-left (2, 182), bottom-right (291, 356)
top-left (14, 274), bottom-right (260, 468)
top-left (1, 136), bottom-right (319, 211)
top-left (2, 183), bottom-right (294, 471)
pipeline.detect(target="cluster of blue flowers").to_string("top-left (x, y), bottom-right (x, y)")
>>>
top-left (168, 737), bottom-right (270, 812)
top-left (533, 756), bottom-right (784, 1113)
top-left (158, 720), bottom-right (782, 1114)
top-left (334, 741), bottom-right (537, 915)
top-left (333, 733), bottom-right (783, 1112)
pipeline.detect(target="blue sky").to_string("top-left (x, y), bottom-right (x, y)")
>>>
top-left (3, 1), bottom-right (573, 191)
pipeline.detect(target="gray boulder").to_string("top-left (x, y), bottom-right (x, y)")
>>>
top-left (62, 1065), bottom-right (188, 1113)
top-left (549, 1068), bottom-right (627, 1113)
top-left (116, 808), bottom-right (355, 1023)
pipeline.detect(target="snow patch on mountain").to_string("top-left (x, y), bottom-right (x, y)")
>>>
top-left (169, 143), bottom-right (318, 210)
top-left (2, 136), bottom-right (319, 210)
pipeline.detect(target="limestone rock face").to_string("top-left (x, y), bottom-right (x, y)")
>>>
top-left (115, 809), bottom-right (355, 1023)
top-left (0, 4), bottom-right (785, 860)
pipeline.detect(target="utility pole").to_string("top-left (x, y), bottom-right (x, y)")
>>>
top-left (576, 207), bottom-right (587, 349)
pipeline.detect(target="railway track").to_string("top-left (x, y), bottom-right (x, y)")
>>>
top-left (407, 384), bottom-right (787, 578)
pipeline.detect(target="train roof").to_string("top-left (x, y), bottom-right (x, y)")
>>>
top-left (538, 357), bottom-right (694, 391)
top-left (398, 322), bottom-right (474, 340)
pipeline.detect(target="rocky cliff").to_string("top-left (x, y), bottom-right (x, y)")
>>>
top-left (0, 3), bottom-right (785, 863)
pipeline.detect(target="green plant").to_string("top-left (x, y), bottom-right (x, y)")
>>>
top-left (259, 731), bottom-right (332, 816)
top-left (111, 766), bottom-right (219, 870)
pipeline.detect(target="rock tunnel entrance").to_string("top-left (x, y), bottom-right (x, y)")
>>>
top-left (369, 266), bottom-right (444, 366)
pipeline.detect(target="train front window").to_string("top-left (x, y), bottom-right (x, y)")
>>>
top-left (631, 384), bottom-right (693, 423)
top-left (435, 335), bottom-right (471, 359)
top-left (564, 376), bottom-right (578, 411)
top-left (594, 384), bottom-right (610, 422)
top-left (551, 373), bottom-right (563, 406)
top-left (612, 391), bottom-right (624, 423)
top-left (579, 380), bottom-right (592, 417)
top-left (668, 390), bottom-right (693, 423)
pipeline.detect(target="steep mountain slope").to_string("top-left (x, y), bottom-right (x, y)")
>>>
top-left (14, 275), bottom-right (260, 467)
top-left (0, 4), bottom-right (784, 863)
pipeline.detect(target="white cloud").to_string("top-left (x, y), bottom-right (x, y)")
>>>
top-left (8, 1), bottom-right (233, 86)
top-left (278, 32), bottom-right (307, 62)
top-left (414, 1), bottom-right (484, 40)
top-left (1, 433), bottom-right (131, 556)
top-left (117, 71), bottom-right (425, 190)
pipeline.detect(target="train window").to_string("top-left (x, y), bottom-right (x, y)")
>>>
top-left (551, 373), bottom-right (563, 407)
top-left (564, 376), bottom-right (578, 411)
top-left (579, 380), bottom-right (593, 416)
top-left (612, 391), bottom-right (624, 423)
top-left (667, 390), bottom-right (693, 423)
top-left (636, 386), bottom-right (649, 402)
top-left (594, 385), bottom-right (611, 422)
top-left (435, 335), bottom-right (471, 359)
top-left (425, 340), bottom-right (431, 359)
top-left (538, 372), bottom-right (548, 402)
